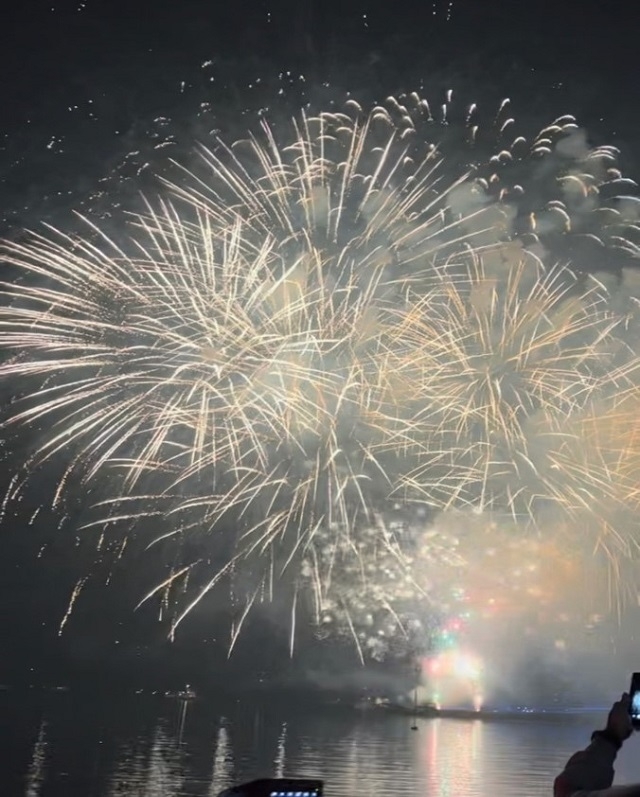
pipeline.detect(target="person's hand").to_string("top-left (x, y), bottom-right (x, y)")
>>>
top-left (606, 692), bottom-right (633, 743)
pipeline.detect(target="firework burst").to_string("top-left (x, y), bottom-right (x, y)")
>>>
top-left (1, 91), bottom-right (639, 654)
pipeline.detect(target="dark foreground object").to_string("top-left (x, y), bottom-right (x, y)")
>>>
top-left (219, 780), bottom-right (323, 797)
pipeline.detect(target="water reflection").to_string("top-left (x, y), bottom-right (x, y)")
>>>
top-left (274, 722), bottom-right (287, 780)
top-left (209, 720), bottom-right (235, 796)
top-left (25, 719), bottom-right (48, 797)
top-left (423, 719), bottom-right (484, 797)
top-left (5, 693), bottom-right (640, 797)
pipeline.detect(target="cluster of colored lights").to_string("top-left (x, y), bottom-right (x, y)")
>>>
top-left (430, 528), bottom-right (597, 643)
top-left (427, 649), bottom-right (482, 681)
top-left (420, 591), bottom-right (485, 710)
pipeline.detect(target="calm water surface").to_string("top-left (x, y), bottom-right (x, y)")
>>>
top-left (3, 691), bottom-right (640, 797)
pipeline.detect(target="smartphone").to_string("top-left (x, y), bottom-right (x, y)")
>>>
top-left (630, 673), bottom-right (640, 729)
top-left (218, 779), bottom-right (324, 797)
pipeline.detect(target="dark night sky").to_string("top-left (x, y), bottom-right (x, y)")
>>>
top-left (3, 1), bottom-right (638, 98)
top-left (0, 0), bottom-right (638, 690)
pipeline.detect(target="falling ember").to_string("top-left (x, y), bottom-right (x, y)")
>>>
top-left (58, 578), bottom-right (87, 636)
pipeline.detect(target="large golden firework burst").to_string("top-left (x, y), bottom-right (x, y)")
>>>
top-left (1, 92), bottom-right (639, 650)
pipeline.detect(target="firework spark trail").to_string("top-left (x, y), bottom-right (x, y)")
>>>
top-left (58, 577), bottom-right (87, 635)
top-left (398, 259), bottom-right (636, 513)
top-left (1, 91), bottom-right (639, 654)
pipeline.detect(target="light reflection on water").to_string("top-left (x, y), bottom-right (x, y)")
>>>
top-left (6, 693), bottom-right (640, 797)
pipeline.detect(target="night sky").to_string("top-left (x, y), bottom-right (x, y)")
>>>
top-left (1, 0), bottom-right (639, 694)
